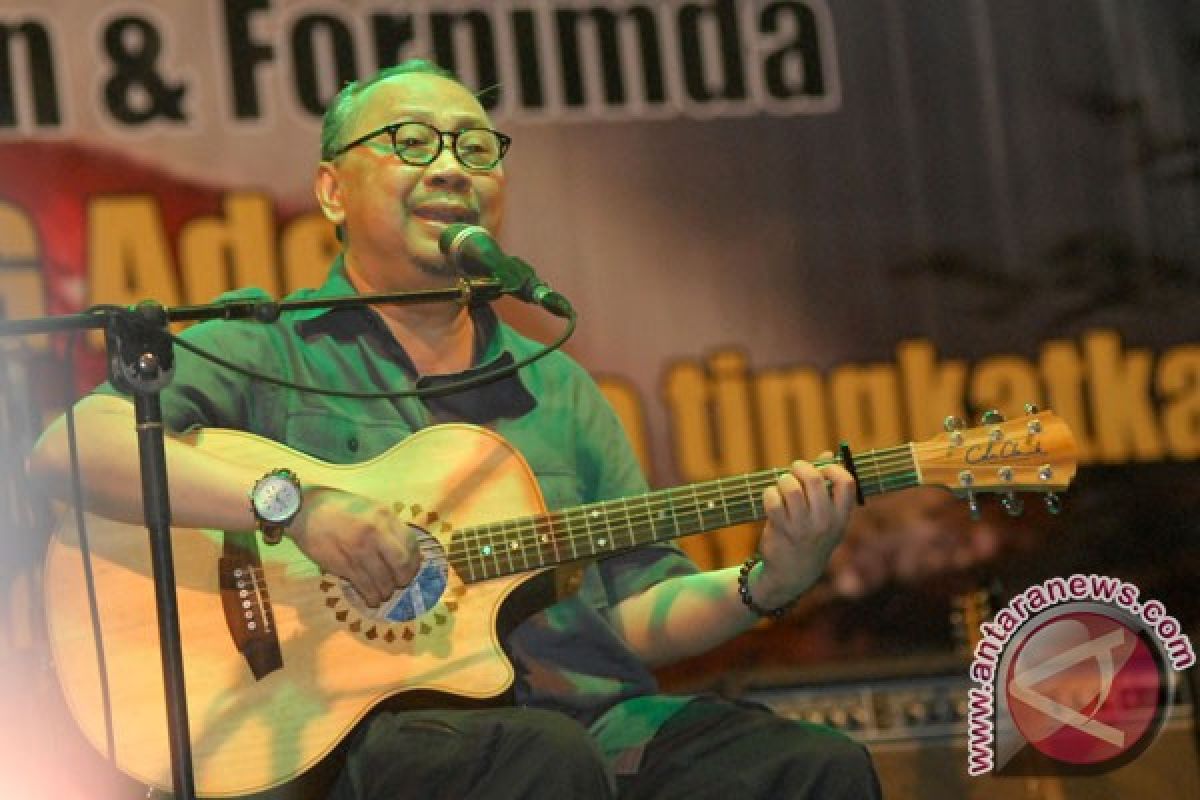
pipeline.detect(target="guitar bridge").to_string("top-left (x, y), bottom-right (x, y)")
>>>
top-left (219, 533), bottom-right (283, 680)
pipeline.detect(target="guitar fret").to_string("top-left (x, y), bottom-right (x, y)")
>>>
top-left (458, 528), bottom-right (479, 583)
top-left (592, 505), bottom-right (608, 555)
top-left (550, 513), bottom-right (564, 564)
top-left (572, 504), bottom-right (587, 556)
top-left (498, 521), bottom-right (513, 575)
top-left (748, 473), bottom-right (764, 518)
top-left (531, 515), bottom-right (551, 569)
top-left (517, 519), bottom-right (532, 572)
top-left (468, 530), bottom-right (481, 582)
top-left (619, 496), bottom-right (638, 546)
top-left (695, 483), bottom-right (721, 530)
top-left (662, 488), bottom-right (681, 542)
top-left (684, 485), bottom-right (703, 534)
top-left (607, 498), bottom-right (627, 552)
top-left (590, 502), bottom-right (609, 554)
top-left (563, 509), bottom-right (578, 560)
top-left (495, 520), bottom-right (510, 576)
top-left (544, 512), bottom-right (561, 566)
top-left (485, 522), bottom-right (502, 578)
top-left (599, 502), bottom-right (615, 553)
top-left (584, 504), bottom-right (600, 555)
top-left (509, 519), bottom-right (523, 573)
top-left (640, 493), bottom-right (658, 543)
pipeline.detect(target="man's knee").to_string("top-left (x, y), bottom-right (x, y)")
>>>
top-left (779, 723), bottom-right (881, 798)
top-left (504, 708), bottom-right (607, 772)
top-left (466, 708), bottom-right (612, 798)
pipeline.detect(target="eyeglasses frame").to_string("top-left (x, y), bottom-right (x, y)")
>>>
top-left (329, 121), bottom-right (512, 170)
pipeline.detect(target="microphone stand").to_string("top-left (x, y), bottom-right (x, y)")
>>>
top-left (0, 277), bottom-right (503, 800)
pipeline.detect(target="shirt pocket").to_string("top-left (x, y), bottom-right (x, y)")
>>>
top-left (529, 465), bottom-right (583, 513)
top-left (283, 410), bottom-right (414, 464)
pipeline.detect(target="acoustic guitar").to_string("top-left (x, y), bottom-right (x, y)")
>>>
top-left (45, 409), bottom-right (1076, 796)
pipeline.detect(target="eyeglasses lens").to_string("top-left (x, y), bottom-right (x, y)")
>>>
top-left (394, 123), bottom-right (503, 169)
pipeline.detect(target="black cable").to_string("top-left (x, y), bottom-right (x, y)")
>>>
top-left (167, 310), bottom-right (576, 399)
top-left (89, 303), bottom-right (577, 401)
top-left (62, 330), bottom-right (118, 763)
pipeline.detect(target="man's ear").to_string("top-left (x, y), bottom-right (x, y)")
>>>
top-left (314, 162), bottom-right (345, 227)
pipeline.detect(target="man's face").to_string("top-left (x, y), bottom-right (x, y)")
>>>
top-left (318, 73), bottom-right (507, 285)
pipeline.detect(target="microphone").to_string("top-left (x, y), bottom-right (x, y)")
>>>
top-left (439, 224), bottom-right (574, 318)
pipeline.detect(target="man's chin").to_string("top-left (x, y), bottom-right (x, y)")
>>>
top-left (413, 256), bottom-right (460, 280)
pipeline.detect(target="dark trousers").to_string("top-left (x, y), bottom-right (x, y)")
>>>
top-left (324, 698), bottom-right (883, 800)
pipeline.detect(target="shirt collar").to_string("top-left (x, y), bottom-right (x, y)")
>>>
top-left (290, 254), bottom-right (534, 424)
top-left (293, 254), bottom-right (502, 360)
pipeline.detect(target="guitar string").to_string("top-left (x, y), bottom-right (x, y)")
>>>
top-left (280, 433), bottom-right (1043, 581)
top-left (254, 429), bottom-right (1055, 585)
top-left (446, 447), bottom-right (917, 556)
top-left (449, 479), bottom-right (924, 581)
top-left (271, 430), bottom-right (1052, 585)
top-left (243, 464), bottom-right (916, 583)
top-left (446, 429), bottom-right (1057, 581)
top-left (240, 465), bottom-right (916, 584)
top-left (444, 449), bottom-right (922, 578)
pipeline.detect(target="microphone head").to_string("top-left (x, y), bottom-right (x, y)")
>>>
top-left (438, 223), bottom-right (486, 269)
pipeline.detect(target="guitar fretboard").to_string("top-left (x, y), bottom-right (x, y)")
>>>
top-left (446, 444), bottom-right (918, 583)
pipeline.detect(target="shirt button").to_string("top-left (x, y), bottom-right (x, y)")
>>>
top-left (347, 436), bottom-right (359, 452)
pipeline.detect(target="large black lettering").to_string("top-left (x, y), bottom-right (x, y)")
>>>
top-left (0, 19), bottom-right (60, 127)
top-left (430, 11), bottom-right (499, 110)
top-left (555, 6), bottom-right (664, 108)
top-left (223, 0), bottom-right (275, 119)
top-left (510, 9), bottom-right (544, 107)
top-left (370, 13), bottom-right (415, 69)
top-left (760, 1), bottom-right (824, 100)
top-left (102, 16), bottom-right (187, 124)
top-left (290, 13), bottom-right (357, 115)
top-left (678, 0), bottom-right (746, 103)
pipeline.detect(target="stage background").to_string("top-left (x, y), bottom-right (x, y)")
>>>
top-left (1, 1), bottom-right (1197, 797)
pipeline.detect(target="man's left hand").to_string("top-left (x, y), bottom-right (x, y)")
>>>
top-left (751, 455), bottom-right (858, 609)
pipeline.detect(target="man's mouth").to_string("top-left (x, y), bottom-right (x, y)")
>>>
top-left (412, 204), bottom-right (479, 225)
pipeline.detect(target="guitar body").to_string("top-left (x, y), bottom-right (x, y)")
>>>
top-left (45, 424), bottom-right (551, 797)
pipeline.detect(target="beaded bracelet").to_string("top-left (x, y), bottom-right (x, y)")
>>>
top-left (737, 554), bottom-right (797, 620)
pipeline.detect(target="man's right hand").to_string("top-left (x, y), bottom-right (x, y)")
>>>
top-left (289, 488), bottom-right (422, 607)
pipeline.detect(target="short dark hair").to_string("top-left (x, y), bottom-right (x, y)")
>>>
top-left (320, 59), bottom-right (463, 161)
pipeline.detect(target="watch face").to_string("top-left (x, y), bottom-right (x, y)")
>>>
top-left (253, 475), bottom-right (301, 523)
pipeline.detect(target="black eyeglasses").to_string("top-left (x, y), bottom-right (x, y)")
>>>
top-left (330, 121), bottom-right (512, 170)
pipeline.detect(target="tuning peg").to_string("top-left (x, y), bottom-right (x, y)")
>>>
top-left (943, 416), bottom-right (966, 432)
top-left (1044, 492), bottom-right (1063, 514)
top-left (966, 491), bottom-right (981, 520)
top-left (981, 409), bottom-right (1004, 424)
top-left (1001, 492), bottom-right (1024, 516)
top-left (1024, 402), bottom-right (1039, 415)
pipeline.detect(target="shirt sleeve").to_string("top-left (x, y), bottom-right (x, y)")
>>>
top-left (567, 365), bottom-right (699, 609)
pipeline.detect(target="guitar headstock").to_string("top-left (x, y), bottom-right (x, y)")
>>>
top-left (913, 405), bottom-right (1077, 517)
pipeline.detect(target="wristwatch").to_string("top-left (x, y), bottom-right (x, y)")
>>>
top-left (250, 468), bottom-right (302, 545)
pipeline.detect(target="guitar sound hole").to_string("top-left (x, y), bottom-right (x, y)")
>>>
top-left (339, 526), bottom-right (448, 623)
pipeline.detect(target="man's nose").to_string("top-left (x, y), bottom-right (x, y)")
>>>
top-left (424, 142), bottom-right (470, 187)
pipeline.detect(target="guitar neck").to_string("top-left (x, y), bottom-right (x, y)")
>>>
top-left (447, 444), bottom-right (918, 583)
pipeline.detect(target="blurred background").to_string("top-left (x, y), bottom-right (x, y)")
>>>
top-left (1, 1), bottom-right (1197, 797)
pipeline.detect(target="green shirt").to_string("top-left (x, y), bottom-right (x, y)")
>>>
top-left (96, 257), bottom-right (698, 743)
